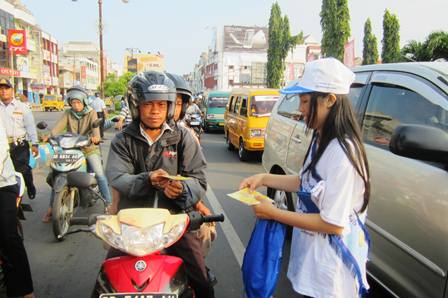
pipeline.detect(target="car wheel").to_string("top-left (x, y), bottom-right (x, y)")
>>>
top-left (267, 185), bottom-right (294, 239)
top-left (226, 132), bottom-right (234, 151)
top-left (238, 138), bottom-right (250, 161)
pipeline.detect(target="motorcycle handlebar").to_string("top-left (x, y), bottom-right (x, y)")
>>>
top-left (202, 214), bottom-right (225, 223)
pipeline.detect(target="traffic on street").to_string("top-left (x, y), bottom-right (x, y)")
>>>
top-left (0, 1), bottom-right (447, 298)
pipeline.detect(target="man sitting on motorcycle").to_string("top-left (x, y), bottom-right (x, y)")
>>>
top-left (105, 71), bottom-right (214, 298)
top-left (41, 86), bottom-right (112, 222)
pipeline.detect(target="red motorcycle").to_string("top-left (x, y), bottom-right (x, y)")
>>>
top-left (75, 208), bottom-right (224, 298)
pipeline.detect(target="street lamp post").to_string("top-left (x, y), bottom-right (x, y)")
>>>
top-left (72, 0), bottom-right (129, 98)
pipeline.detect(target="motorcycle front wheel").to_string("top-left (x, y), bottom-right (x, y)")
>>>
top-left (52, 187), bottom-right (73, 241)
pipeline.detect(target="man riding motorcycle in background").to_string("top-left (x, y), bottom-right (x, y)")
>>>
top-left (105, 71), bottom-right (214, 298)
top-left (41, 86), bottom-right (112, 222)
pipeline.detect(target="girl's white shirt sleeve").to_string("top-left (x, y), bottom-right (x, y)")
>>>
top-left (315, 139), bottom-right (365, 228)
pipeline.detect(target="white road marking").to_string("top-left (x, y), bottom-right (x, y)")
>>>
top-left (205, 183), bottom-right (245, 267)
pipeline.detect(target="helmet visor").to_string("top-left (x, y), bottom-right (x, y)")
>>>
top-left (139, 91), bottom-right (176, 103)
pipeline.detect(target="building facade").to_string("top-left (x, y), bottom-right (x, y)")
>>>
top-left (191, 25), bottom-right (322, 92)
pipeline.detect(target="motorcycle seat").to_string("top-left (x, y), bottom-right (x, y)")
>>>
top-left (67, 172), bottom-right (97, 188)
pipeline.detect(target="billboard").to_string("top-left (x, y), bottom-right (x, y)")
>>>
top-left (8, 29), bottom-right (28, 55)
top-left (223, 26), bottom-right (268, 52)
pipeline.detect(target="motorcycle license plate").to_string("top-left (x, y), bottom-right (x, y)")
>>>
top-left (190, 121), bottom-right (200, 125)
top-left (52, 153), bottom-right (79, 163)
top-left (100, 293), bottom-right (177, 298)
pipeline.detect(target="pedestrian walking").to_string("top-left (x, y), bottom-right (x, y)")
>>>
top-left (239, 58), bottom-right (371, 298)
top-left (0, 78), bottom-right (38, 200)
top-left (91, 92), bottom-right (108, 138)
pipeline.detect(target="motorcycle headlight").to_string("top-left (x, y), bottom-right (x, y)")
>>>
top-left (98, 221), bottom-right (187, 257)
top-left (249, 129), bottom-right (265, 138)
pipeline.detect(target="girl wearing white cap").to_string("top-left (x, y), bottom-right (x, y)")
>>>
top-left (239, 57), bottom-right (370, 297)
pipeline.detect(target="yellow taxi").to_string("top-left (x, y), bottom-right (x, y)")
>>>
top-left (224, 88), bottom-right (280, 161)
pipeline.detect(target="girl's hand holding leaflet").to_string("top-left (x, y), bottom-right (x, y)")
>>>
top-left (239, 173), bottom-right (266, 191)
top-left (252, 195), bottom-right (278, 220)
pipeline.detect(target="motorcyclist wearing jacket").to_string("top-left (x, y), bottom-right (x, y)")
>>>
top-left (41, 86), bottom-right (112, 222)
top-left (105, 71), bottom-right (214, 298)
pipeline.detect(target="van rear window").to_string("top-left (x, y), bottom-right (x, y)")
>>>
top-left (208, 97), bottom-right (228, 108)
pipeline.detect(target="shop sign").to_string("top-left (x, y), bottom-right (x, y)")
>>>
top-left (7, 29), bottom-right (28, 55)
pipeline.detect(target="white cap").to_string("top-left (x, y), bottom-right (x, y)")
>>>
top-left (281, 57), bottom-right (355, 95)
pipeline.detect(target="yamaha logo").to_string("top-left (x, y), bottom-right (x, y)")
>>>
top-left (135, 260), bottom-right (147, 272)
top-left (148, 84), bottom-right (168, 92)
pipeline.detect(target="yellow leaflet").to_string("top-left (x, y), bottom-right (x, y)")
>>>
top-left (227, 188), bottom-right (274, 206)
top-left (162, 175), bottom-right (192, 181)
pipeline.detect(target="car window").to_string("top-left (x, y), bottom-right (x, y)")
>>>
top-left (233, 96), bottom-right (242, 114)
top-left (229, 96), bottom-right (237, 113)
top-left (208, 96), bottom-right (228, 108)
top-left (348, 84), bottom-right (365, 111)
top-left (362, 84), bottom-right (448, 149)
top-left (277, 94), bottom-right (301, 121)
top-left (240, 97), bottom-right (248, 116)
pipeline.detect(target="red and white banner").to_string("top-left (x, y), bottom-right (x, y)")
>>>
top-left (344, 39), bottom-right (355, 68)
top-left (8, 29), bottom-right (28, 55)
top-left (0, 67), bottom-right (21, 77)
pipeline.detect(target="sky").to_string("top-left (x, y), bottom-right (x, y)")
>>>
top-left (21, 0), bottom-right (448, 75)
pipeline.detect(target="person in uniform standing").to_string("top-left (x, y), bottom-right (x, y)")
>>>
top-left (91, 92), bottom-right (108, 138)
top-left (0, 78), bottom-right (38, 200)
top-left (0, 119), bottom-right (34, 298)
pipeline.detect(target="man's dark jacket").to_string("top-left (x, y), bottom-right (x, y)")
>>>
top-left (106, 120), bottom-right (207, 213)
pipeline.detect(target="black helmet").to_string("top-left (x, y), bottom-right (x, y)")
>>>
top-left (66, 86), bottom-right (89, 106)
top-left (165, 72), bottom-right (192, 120)
top-left (127, 71), bottom-right (176, 121)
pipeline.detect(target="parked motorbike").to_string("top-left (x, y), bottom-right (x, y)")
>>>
top-left (36, 120), bottom-right (107, 241)
top-left (71, 208), bottom-right (224, 297)
top-left (185, 113), bottom-right (203, 141)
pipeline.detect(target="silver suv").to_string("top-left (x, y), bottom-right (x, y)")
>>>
top-left (262, 62), bottom-right (448, 297)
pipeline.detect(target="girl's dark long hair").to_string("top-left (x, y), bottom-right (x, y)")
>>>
top-left (303, 92), bottom-right (370, 213)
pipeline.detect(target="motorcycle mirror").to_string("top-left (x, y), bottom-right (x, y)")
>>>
top-left (92, 119), bottom-right (102, 128)
top-left (36, 121), bottom-right (48, 130)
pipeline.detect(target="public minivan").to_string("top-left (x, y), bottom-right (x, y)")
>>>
top-left (202, 91), bottom-right (230, 131)
top-left (224, 88), bottom-right (279, 161)
top-left (42, 94), bottom-right (64, 111)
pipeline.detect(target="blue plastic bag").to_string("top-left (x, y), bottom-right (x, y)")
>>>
top-left (242, 219), bottom-right (286, 298)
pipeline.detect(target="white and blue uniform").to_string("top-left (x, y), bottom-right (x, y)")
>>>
top-left (287, 137), bottom-right (370, 298)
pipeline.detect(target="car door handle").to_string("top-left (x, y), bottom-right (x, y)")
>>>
top-left (292, 135), bottom-right (302, 143)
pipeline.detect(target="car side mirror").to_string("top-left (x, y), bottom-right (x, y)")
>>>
top-left (389, 124), bottom-right (448, 164)
top-left (36, 121), bottom-right (48, 130)
top-left (92, 119), bottom-right (102, 129)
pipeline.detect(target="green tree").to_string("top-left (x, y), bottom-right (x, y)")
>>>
top-left (267, 2), bottom-right (282, 88)
top-left (320, 0), bottom-right (351, 61)
top-left (424, 31), bottom-right (448, 60)
top-left (267, 3), bottom-right (303, 88)
top-left (362, 18), bottom-right (379, 65)
top-left (382, 9), bottom-right (401, 63)
top-left (401, 31), bottom-right (448, 61)
top-left (104, 72), bottom-right (134, 97)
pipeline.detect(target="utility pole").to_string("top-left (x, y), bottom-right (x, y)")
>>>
top-left (98, 0), bottom-right (105, 98)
